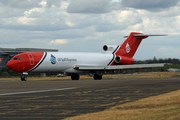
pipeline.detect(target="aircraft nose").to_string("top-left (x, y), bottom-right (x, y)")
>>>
top-left (7, 52), bottom-right (45, 73)
top-left (7, 57), bottom-right (25, 72)
top-left (7, 60), bottom-right (19, 72)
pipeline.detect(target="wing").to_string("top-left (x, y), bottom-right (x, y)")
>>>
top-left (73, 63), bottom-right (165, 70)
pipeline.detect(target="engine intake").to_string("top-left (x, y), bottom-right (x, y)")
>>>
top-left (115, 56), bottom-right (134, 65)
top-left (103, 45), bottom-right (119, 52)
top-left (115, 56), bottom-right (121, 64)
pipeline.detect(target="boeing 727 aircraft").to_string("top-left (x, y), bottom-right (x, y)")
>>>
top-left (7, 32), bottom-right (166, 81)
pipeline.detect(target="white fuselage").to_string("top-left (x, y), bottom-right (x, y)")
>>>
top-left (33, 52), bottom-right (113, 73)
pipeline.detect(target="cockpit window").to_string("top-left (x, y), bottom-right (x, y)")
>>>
top-left (18, 58), bottom-right (23, 60)
top-left (13, 57), bottom-right (23, 60)
top-left (13, 57), bottom-right (18, 60)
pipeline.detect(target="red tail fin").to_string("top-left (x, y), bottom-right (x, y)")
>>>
top-left (109, 32), bottom-right (166, 65)
top-left (115, 32), bottom-right (148, 58)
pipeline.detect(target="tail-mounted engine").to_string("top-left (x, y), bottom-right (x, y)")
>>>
top-left (103, 45), bottom-right (119, 52)
top-left (114, 56), bottom-right (134, 65)
top-left (115, 56), bottom-right (121, 64)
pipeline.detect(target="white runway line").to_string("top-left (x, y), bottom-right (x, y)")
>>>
top-left (0, 87), bottom-right (77, 96)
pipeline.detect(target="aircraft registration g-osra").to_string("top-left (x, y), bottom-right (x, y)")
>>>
top-left (7, 32), bottom-right (166, 81)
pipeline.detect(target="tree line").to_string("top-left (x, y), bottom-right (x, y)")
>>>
top-left (136, 57), bottom-right (180, 64)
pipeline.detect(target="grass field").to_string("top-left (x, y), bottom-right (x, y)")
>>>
top-left (0, 72), bottom-right (180, 81)
top-left (64, 88), bottom-right (180, 120)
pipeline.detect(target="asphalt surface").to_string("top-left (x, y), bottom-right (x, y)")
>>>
top-left (0, 78), bottom-right (180, 119)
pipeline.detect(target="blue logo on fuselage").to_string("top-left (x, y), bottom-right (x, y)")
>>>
top-left (50, 54), bottom-right (56, 64)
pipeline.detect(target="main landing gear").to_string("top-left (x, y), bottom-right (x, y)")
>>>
top-left (71, 73), bottom-right (80, 80)
top-left (93, 73), bottom-right (102, 80)
top-left (70, 73), bottom-right (102, 80)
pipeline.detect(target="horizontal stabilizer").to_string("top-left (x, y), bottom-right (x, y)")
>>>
top-left (134, 34), bottom-right (167, 37)
top-left (124, 34), bottom-right (167, 38)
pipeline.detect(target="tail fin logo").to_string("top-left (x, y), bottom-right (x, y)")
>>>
top-left (126, 43), bottom-right (131, 53)
top-left (50, 54), bottom-right (56, 64)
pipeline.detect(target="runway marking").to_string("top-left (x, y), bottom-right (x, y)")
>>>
top-left (0, 87), bottom-right (77, 96)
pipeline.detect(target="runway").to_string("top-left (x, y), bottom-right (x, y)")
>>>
top-left (0, 78), bottom-right (180, 119)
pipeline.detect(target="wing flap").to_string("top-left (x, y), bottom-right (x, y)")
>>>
top-left (73, 63), bottom-right (165, 70)
top-left (73, 65), bottom-right (105, 70)
top-left (105, 63), bottom-right (164, 70)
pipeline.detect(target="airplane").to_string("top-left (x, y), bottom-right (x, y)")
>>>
top-left (7, 32), bottom-right (166, 81)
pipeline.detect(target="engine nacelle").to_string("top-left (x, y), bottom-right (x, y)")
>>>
top-left (103, 45), bottom-right (119, 52)
top-left (115, 56), bottom-right (134, 65)
top-left (115, 56), bottom-right (121, 64)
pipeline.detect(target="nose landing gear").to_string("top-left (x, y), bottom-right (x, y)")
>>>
top-left (21, 76), bottom-right (27, 81)
top-left (21, 72), bottom-right (28, 81)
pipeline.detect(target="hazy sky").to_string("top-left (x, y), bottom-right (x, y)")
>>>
top-left (0, 0), bottom-right (180, 60)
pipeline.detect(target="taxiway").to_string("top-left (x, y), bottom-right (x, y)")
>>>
top-left (0, 78), bottom-right (180, 119)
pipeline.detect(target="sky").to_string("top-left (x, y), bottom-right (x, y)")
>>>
top-left (0, 0), bottom-right (180, 60)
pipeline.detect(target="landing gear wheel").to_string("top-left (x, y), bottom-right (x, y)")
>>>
top-left (21, 76), bottom-right (27, 81)
top-left (93, 74), bottom-right (102, 80)
top-left (71, 74), bottom-right (80, 80)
